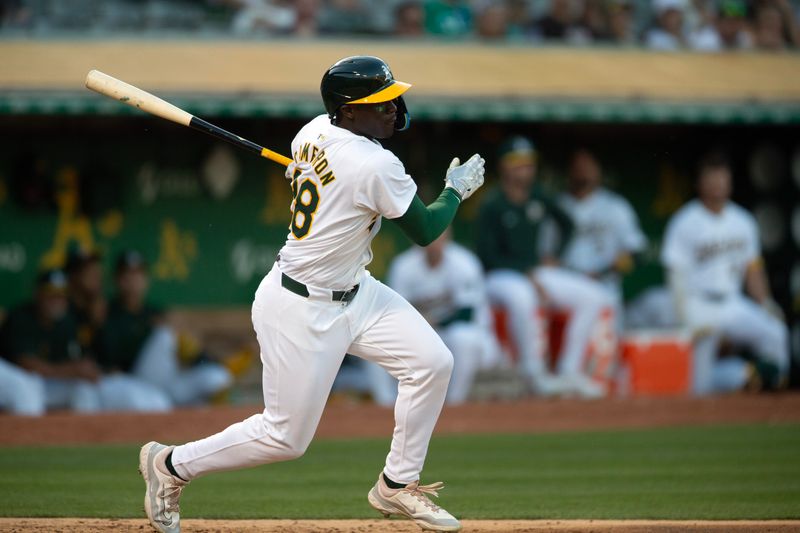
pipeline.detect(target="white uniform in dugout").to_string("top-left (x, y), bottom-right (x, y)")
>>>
top-left (558, 188), bottom-right (646, 304)
top-left (661, 199), bottom-right (789, 394)
top-left (369, 239), bottom-right (500, 405)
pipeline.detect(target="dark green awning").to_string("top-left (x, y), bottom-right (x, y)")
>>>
top-left (2, 90), bottom-right (799, 124)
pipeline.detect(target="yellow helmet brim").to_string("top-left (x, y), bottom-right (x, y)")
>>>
top-left (348, 80), bottom-right (412, 105)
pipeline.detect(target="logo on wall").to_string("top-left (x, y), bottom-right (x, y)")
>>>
top-left (153, 219), bottom-right (197, 281)
top-left (0, 243), bottom-right (26, 273)
top-left (230, 239), bottom-right (278, 283)
top-left (203, 146), bottom-right (240, 201)
top-left (137, 163), bottom-right (202, 205)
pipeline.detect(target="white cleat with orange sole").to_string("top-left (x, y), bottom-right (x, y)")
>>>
top-left (368, 474), bottom-right (461, 532)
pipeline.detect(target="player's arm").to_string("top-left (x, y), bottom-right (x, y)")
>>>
top-left (393, 190), bottom-right (462, 246)
top-left (744, 258), bottom-right (770, 305)
top-left (393, 155), bottom-right (485, 246)
top-left (661, 216), bottom-right (690, 325)
top-left (16, 354), bottom-right (101, 381)
top-left (439, 256), bottom-right (482, 327)
top-left (610, 199), bottom-right (647, 275)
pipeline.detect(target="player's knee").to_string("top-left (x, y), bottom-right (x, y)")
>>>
top-left (429, 348), bottom-right (454, 384)
top-left (277, 437), bottom-right (311, 461)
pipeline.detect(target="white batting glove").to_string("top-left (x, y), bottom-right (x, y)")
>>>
top-left (444, 153), bottom-right (485, 200)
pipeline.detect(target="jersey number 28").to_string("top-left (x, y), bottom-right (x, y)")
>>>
top-left (290, 177), bottom-right (320, 239)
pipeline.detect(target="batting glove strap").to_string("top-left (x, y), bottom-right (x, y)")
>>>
top-left (444, 153), bottom-right (485, 201)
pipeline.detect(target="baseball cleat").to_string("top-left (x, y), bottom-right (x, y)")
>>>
top-left (368, 474), bottom-right (461, 532)
top-left (561, 373), bottom-right (606, 399)
top-left (528, 372), bottom-right (567, 397)
top-left (139, 441), bottom-right (187, 533)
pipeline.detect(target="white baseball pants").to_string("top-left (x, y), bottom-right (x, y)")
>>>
top-left (686, 294), bottom-right (789, 395)
top-left (533, 266), bottom-right (613, 375)
top-left (365, 321), bottom-right (499, 406)
top-left (0, 358), bottom-right (45, 416)
top-left (486, 267), bottom-right (611, 377)
top-left (171, 264), bottom-right (453, 485)
top-left (133, 326), bottom-right (233, 406)
top-left (485, 269), bottom-right (547, 378)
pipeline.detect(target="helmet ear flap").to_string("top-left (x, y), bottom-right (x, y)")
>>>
top-left (394, 96), bottom-right (410, 131)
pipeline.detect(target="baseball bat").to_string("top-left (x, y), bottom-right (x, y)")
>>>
top-left (84, 70), bottom-right (292, 167)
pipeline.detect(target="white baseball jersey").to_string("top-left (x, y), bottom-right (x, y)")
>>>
top-left (171, 112), bottom-right (456, 486)
top-left (661, 200), bottom-right (759, 297)
top-left (387, 242), bottom-right (491, 331)
top-left (660, 199), bottom-right (787, 395)
top-left (559, 188), bottom-right (646, 278)
top-left (279, 114), bottom-right (417, 290)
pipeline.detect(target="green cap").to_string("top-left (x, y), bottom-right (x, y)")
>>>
top-left (498, 136), bottom-right (537, 166)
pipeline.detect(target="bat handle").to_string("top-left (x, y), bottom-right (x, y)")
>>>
top-left (261, 148), bottom-right (293, 167)
top-left (189, 117), bottom-right (292, 167)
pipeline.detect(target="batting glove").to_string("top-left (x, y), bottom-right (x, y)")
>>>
top-left (445, 153), bottom-right (485, 201)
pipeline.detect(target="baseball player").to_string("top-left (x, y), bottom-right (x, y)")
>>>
top-left (661, 152), bottom-right (789, 395)
top-left (558, 148), bottom-right (647, 309)
top-left (100, 251), bottom-right (232, 405)
top-left (367, 229), bottom-right (500, 406)
top-left (139, 56), bottom-right (484, 533)
top-left (0, 269), bottom-right (170, 413)
top-left (477, 137), bottom-right (613, 398)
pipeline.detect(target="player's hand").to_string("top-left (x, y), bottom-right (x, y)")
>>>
top-left (70, 358), bottom-right (102, 382)
top-left (445, 153), bottom-right (485, 200)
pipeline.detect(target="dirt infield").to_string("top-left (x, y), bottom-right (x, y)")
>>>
top-left (2, 518), bottom-right (799, 532)
top-left (1, 393), bottom-right (799, 446)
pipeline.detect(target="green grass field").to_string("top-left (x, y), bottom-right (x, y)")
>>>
top-left (1, 423), bottom-right (799, 520)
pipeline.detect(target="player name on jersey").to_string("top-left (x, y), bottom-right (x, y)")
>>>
top-left (293, 141), bottom-right (337, 186)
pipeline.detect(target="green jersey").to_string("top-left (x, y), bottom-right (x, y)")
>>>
top-left (0, 303), bottom-right (81, 363)
top-left (97, 298), bottom-right (163, 372)
top-left (476, 185), bottom-right (575, 273)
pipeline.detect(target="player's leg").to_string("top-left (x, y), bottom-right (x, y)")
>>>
top-left (719, 296), bottom-right (790, 385)
top-left (485, 269), bottom-right (555, 392)
top-left (169, 267), bottom-right (351, 479)
top-left (534, 266), bottom-right (611, 397)
top-left (683, 297), bottom-right (725, 396)
top-left (711, 356), bottom-right (750, 392)
top-left (140, 266), bottom-right (352, 532)
top-left (347, 276), bottom-right (460, 531)
top-left (43, 378), bottom-right (102, 412)
top-left (131, 325), bottom-right (180, 388)
top-left (439, 322), bottom-right (483, 404)
top-left (95, 374), bottom-right (173, 412)
top-left (363, 359), bottom-right (398, 407)
top-left (347, 276), bottom-right (452, 484)
top-left (0, 358), bottom-right (45, 416)
top-left (132, 325), bottom-right (233, 405)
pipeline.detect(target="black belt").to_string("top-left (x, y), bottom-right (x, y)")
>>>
top-left (281, 272), bottom-right (360, 303)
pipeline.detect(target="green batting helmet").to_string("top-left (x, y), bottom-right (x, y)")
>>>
top-left (320, 56), bottom-right (412, 131)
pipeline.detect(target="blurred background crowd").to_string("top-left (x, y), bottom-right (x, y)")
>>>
top-left (1, 0), bottom-right (800, 51)
top-left (0, 0), bottom-right (798, 416)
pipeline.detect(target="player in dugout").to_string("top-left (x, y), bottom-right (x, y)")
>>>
top-left (0, 269), bottom-right (170, 413)
top-left (99, 250), bottom-right (232, 406)
top-left (661, 152), bottom-right (790, 395)
top-left (476, 136), bottom-right (614, 399)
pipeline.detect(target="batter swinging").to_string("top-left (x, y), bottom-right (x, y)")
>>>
top-left (139, 56), bottom-right (484, 533)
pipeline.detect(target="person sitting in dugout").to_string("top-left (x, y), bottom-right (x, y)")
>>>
top-left (0, 269), bottom-right (104, 412)
top-left (65, 248), bottom-right (107, 359)
top-left (99, 250), bottom-right (233, 406)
